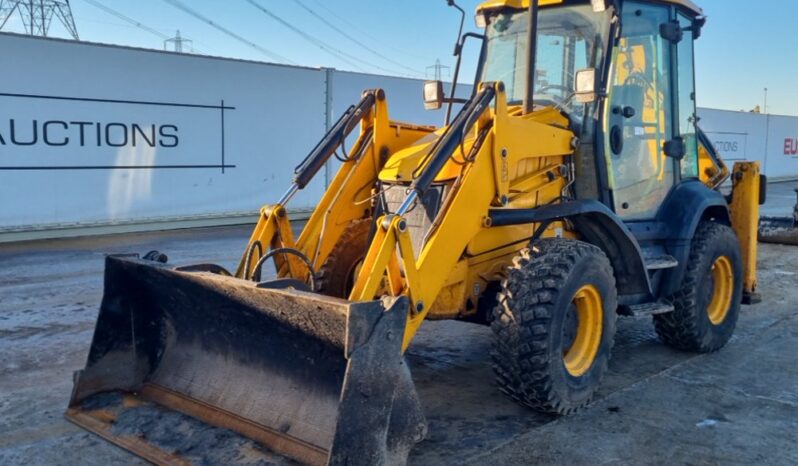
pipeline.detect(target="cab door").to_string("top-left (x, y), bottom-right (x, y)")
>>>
top-left (604, 1), bottom-right (677, 220)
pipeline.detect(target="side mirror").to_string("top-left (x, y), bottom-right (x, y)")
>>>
top-left (423, 80), bottom-right (445, 110)
top-left (689, 16), bottom-right (706, 39)
top-left (475, 12), bottom-right (487, 28)
top-left (590, 0), bottom-right (608, 12)
top-left (574, 68), bottom-right (597, 104)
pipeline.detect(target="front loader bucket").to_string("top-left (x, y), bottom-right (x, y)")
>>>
top-left (66, 256), bottom-right (426, 465)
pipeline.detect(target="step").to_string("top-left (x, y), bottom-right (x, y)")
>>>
top-left (644, 255), bottom-right (679, 270)
top-left (619, 301), bottom-right (675, 317)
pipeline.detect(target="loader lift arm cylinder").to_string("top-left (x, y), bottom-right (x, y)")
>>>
top-left (406, 85), bottom-right (496, 208)
top-left (292, 90), bottom-right (378, 189)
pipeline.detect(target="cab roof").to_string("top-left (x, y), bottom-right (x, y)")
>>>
top-left (476, 0), bottom-right (703, 17)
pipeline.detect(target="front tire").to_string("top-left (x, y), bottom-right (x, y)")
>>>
top-left (491, 239), bottom-right (617, 415)
top-left (316, 219), bottom-right (371, 298)
top-left (654, 222), bottom-right (743, 352)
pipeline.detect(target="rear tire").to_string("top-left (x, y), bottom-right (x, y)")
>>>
top-left (491, 239), bottom-right (617, 415)
top-left (654, 222), bottom-right (743, 352)
top-left (317, 219), bottom-right (372, 299)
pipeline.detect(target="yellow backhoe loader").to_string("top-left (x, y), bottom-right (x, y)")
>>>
top-left (67, 0), bottom-right (765, 464)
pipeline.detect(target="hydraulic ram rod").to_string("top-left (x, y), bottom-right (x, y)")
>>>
top-left (292, 90), bottom-right (379, 189)
top-left (409, 85), bottom-right (496, 197)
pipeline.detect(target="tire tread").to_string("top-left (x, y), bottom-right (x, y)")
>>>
top-left (491, 239), bottom-right (616, 414)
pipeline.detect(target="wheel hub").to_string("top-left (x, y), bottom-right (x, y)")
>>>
top-left (563, 285), bottom-right (603, 377)
top-left (706, 256), bottom-right (734, 325)
top-left (563, 304), bottom-right (579, 351)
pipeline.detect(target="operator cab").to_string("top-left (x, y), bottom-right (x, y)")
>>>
top-left (467, 0), bottom-right (705, 221)
top-left (479, 2), bottom-right (611, 121)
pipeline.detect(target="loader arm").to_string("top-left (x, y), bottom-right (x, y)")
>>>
top-left (236, 89), bottom-right (436, 282)
top-left (350, 82), bottom-right (575, 349)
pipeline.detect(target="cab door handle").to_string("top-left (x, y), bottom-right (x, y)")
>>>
top-left (610, 125), bottom-right (624, 155)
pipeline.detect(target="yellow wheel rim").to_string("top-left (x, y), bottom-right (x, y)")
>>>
top-left (563, 285), bottom-right (603, 377)
top-left (707, 256), bottom-right (734, 325)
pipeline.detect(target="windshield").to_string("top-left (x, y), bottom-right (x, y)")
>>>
top-left (480, 4), bottom-right (611, 115)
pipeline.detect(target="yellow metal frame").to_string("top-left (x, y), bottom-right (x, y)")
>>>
top-left (234, 92), bottom-right (436, 281)
top-left (707, 255), bottom-right (734, 325)
top-left (232, 52), bottom-right (760, 356)
top-left (235, 205), bottom-right (301, 280)
top-left (233, 85), bottom-right (572, 348)
top-left (564, 284), bottom-right (604, 377)
top-left (729, 161), bottom-right (761, 297)
top-left (697, 136), bottom-right (730, 189)
top-left (349, 83), bottom-right (573, 349)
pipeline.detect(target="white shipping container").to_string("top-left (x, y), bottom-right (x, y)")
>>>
top-left (0, 33), bottom-right (449, 239)
top-left (1, 33), bottom-right (796, 241)
top-left (698, 108), bottom-right (798, 180)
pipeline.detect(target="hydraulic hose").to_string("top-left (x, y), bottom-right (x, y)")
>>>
top-left (242, 240), bottom-right (264, 280)
top-left (252, 247), bottom-right (317, 291)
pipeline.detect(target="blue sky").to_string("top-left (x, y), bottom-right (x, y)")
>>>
top-left (4, 0), bottom-right (796, 115)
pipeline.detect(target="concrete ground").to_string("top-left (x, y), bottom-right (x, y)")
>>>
top-left (1, 182), bottom-right (797, 465)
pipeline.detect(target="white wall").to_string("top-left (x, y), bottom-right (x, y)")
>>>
top-left (0, 34), bottom-right (447, 234)
top-left (698, 108), bottom-right (798, 180)
top-left (1, 33), bottom-right (797, 237)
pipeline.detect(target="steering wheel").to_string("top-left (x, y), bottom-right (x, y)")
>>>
top-left (536, 84), bottom-right (571, 100)
top-left (624, 72), bottom-right (656, 108)
top-left (531, 84), bottom-right (570, 110)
